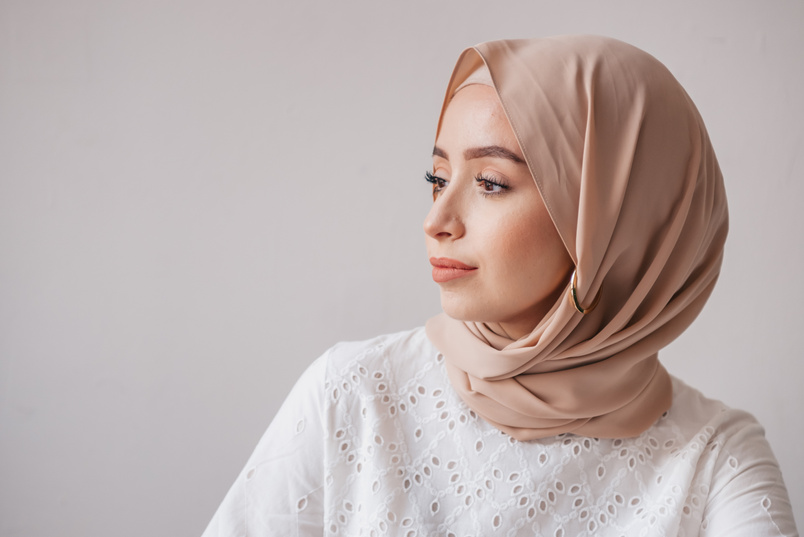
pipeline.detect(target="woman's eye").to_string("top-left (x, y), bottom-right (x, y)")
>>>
top-left (425, 171), bottom-right (448, 198)
top-left (475, 174), bottom-right (509, 195)
top-left (481, 180), bottom-right (502, 192)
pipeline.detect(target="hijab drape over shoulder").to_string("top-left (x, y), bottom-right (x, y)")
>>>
top-left (426, 36), bottom-right (728, 441)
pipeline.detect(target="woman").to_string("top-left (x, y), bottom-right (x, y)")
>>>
top-left (203, 36), bottom-right (797, 536)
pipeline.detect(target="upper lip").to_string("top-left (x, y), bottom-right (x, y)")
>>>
top-left (429, 257), bottom-right (476, 269)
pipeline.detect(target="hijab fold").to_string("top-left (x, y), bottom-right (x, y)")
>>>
top-left (425, 36), bottom-right (728, 441)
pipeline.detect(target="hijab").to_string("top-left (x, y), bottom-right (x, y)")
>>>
top-left (425, 35), bottom-right (729, 441)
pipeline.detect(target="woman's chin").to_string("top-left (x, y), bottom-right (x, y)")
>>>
top-left (439, 296), bottom-right (488, 323)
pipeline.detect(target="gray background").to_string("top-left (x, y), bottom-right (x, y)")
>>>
top-left (1, 1), bottom-right (802, 535)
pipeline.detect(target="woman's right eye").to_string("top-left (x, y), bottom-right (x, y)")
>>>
top-left (424, 171), bottom-right (448, 199)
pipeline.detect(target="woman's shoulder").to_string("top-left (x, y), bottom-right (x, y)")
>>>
top-left (658, 376), bottom-right (784, 498)
top-left (658, 377), bottom-right (797, 535)
top-left (320, 326), bottom-right (436, 378)
top-left (659, 375), bottom-right (773, 461)
top-left (283, 327), bottom-right (436, 410)
top-left (665, 375), bottom-right (764, 437)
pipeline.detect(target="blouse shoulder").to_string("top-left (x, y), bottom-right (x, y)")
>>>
top-left (324, 326), bottom-right (431, 364)
top-left (666, 375), bottom-right (754, 431)
top-left (665, 375), bottom-right (776, 457)
top-left (320, 326), bottom-right (435, 382)
top-left (664, 376), bottom-right (798, 536)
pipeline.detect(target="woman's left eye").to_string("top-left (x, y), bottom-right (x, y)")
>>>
top-left (475, 174), bottom-right (509, 195)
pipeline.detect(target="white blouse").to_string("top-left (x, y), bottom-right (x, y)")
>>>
top-left (203, 328), bottom-right (798, 537)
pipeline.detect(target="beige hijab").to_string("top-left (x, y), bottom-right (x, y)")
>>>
top-left (425, 36), bottom-right (728, 441)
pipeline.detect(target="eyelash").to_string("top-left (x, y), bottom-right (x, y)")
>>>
top-left (424, 171), bottom-right (510, 198)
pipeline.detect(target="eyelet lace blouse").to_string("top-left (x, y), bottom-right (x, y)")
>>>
top-left (203, 328), bottom-right (798, 537)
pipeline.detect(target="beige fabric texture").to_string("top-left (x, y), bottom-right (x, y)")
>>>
top-left (425, 35), bottom-right (729, 441)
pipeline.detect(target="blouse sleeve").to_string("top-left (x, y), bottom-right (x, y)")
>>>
top-left (701, 412), bottom-right (799, 537)
top-left (201, 353), bottom-right (329, 537)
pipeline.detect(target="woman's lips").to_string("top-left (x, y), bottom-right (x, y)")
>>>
top-left (429, 257), bottom-right (477, 283)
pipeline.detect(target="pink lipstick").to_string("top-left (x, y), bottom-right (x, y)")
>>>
top-left (429, 257), bottom-right (477, 283)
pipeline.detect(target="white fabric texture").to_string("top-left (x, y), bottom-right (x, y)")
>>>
top-left (203, 328), bottom-right (798, 537)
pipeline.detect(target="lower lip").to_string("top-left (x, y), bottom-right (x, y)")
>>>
top-left (431, 267), bottom-right (477, 283)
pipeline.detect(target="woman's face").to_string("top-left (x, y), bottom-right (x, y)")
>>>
top-left (424, 84), bottom-right (573, 339)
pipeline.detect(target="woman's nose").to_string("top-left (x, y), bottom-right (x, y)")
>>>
top-left (423, 187), bottom-right (466, 241)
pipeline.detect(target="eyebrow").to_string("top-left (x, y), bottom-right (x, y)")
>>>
top-left (432, 145), bottom-right (525, 164)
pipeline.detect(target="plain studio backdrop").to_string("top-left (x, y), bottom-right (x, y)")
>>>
top-left (1, 1), bottom-right (802, 535)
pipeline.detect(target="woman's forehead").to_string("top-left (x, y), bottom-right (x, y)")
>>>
top-left (435, 85), bottom-right (522, 159)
